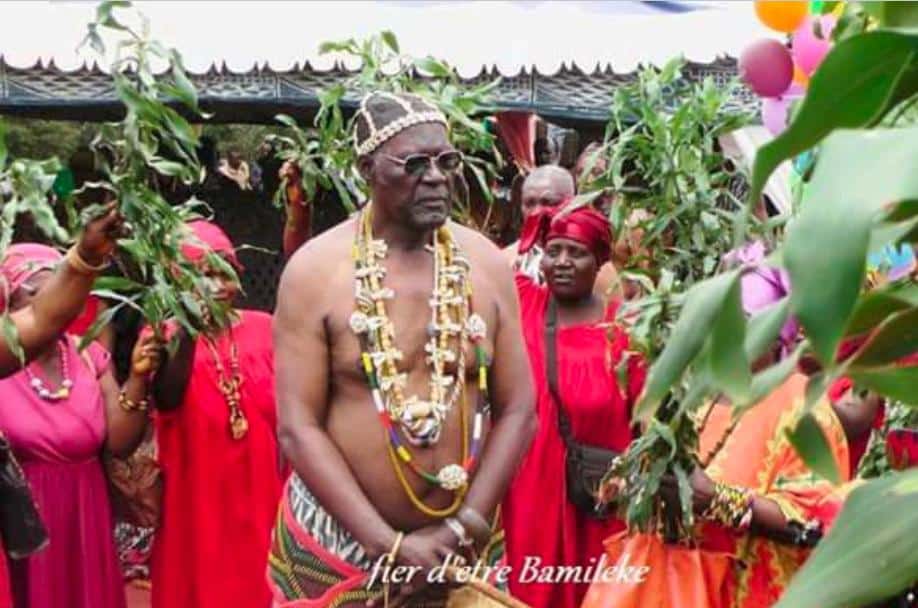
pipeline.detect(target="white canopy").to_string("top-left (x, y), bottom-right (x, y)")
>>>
top-left (0, 1), bottom-right (774, 76)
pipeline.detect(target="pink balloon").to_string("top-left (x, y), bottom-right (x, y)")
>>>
top-left (761, 97), bottom-right (792, 135)
top-left (792, 15), bottom-right (836, 76)
top-left (739, 39), bottom-right (794, 97)
top-left (761, 88), bottom-right (805, 135)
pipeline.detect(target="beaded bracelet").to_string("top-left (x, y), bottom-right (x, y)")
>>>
top-left (118, 390), bottom-right (149, 413)
top-left (66, 246), bottom-right (109, 275)
top-left (703, 482), bottom-right (753, 530)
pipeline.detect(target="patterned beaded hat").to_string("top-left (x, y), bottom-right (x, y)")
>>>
top-left (353, 92), bottom-right (448, 157)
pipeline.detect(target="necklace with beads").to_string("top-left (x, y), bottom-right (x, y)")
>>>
top-left (350, 205), bottom-right (491, 517)
top-left (25, 340), bottom-right (73, 402)
top-left (204, 330), bottom-right (248, 440)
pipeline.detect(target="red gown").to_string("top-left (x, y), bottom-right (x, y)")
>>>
top-left (152, 310), bottom-right (282, 608)
top-left (502, 276), bottom-right (645, 608)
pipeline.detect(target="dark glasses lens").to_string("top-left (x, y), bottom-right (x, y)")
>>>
top-left (437, 151), bottom-right (463, 172)
top-left (400, 151), bottom-right (463, 175)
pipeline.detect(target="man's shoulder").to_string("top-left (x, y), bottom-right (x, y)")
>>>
top-left (278, 219), bottom-right (356, 303)
top-left (449, 222), bottom-right (503, 259)
top-left (448, 222), bottom-right (515, 289)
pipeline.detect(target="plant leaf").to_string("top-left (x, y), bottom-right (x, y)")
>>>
top-left (850, 365), bottom-right (918, 405)
top-left (634, 269), bottom-right (741, 423)
top-left (743, 298), bottom-right (792, 362)
top-left (0, 314), bottom-right (25, 366)
top-left (785, 412), bottom-right (840, 484)
top-left (848, 306), bottom-right (918, 368)
top-left (775, 469), bottom-right (918, 608)
top-left (381, 30), bottom-right (400, 54)
top-left (707, 277), bottom-right (751, 403)
top-left (846, 282), bottom-right (918, 336)
top-left (784, 126), bottom-right (918, 365)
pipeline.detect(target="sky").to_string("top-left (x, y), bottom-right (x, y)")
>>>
top-left (0, 1), bottom-right (773, 75)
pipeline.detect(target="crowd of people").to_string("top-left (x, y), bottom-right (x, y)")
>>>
top-left (0, 90), bottom-right (910, 608)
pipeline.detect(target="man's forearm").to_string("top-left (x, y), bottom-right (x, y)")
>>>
top-left (461, 402), bottom-right (536, 522)
top-left (279, 423), bottom-right (398, 559)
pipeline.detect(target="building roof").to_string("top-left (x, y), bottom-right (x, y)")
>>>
top-left (0, 56), bottom-right (755, 125)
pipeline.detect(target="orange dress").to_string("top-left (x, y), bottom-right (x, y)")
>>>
top-left (583, 373), bottom-right (850, 608)
top-left (696, 373), bottom-right (850, 608)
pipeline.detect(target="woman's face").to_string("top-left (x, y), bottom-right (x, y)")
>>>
top-left (9, 269), bottom-right (53, 312)
top-left (541, 238), bottom-right (598, 301)
top-left (201, 256), bottom-right (240, 305)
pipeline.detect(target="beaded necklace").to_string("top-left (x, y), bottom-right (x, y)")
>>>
top-left (204, 331), bottom-right (248, 440)
top-left (350, 206), bottom-right (491, 517)
top-left (25, 340), bottom-right (73, 402)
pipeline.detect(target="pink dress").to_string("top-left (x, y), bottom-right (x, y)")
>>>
top-left (0, 338), bottom-right (125, 608)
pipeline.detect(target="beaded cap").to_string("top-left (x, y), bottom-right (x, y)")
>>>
top-left (353, 92), bottom-right (448, 157)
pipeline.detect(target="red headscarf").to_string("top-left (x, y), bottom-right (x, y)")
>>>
top-left (518, 200), bottom-right (612, 266)
top-left (181, 220), bottom-right (242, 270)
top-left (0, 243), bottom-right (62, 311)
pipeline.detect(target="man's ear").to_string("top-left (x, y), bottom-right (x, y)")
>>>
top-left (357, 155), bottom-right (374, 183)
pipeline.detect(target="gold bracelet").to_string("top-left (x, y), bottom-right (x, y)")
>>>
top-left (66, 246), bottom-right (109, 275)
top-left (118, 390), bottom-right (149, 413)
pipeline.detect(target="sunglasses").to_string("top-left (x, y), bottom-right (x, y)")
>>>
top-left (381, 150), bottom-right (463, 176)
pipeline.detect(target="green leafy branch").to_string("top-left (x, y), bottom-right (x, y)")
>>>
top-left (80, 0), bottom-right (234, 344)
top-left (628, 5), bottom-right (918, 606)
top-left (270, 31), bottom-right (504, 231)
top-left (0, 118), bottom-right (71, 361)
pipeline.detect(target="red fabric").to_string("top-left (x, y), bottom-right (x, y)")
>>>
top-left (519, 203), bottom-right (612, 266)
top-left (502, 276), bottom-right (645, 608)
top-left (0, 545), bottom-right (10, 608)
top-left (151, 310), bottom-right (281, 608)
top-left (66, 295), bottom-right (100, 336)
top-left (181, 221), bottom-right (242, 269)
top-left (495, 112), bottom-right (537, 172)
top-left (887, 428), bottom-right (918, 470)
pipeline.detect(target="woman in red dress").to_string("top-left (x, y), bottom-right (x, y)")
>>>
top-left (502, 203), bottom-right (645, 608)
top-left (150, 221), bottom-right (282, 608)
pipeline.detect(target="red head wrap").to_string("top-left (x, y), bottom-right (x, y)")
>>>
top-left (518, 199), bottom-right (612, 266)
top-left (180, 221), bottom-right (242, 270)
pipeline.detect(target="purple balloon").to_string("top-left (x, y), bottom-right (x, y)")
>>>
top-left (739, 39), bottom-right (794, 97)
top-left (792, 15), bottom-right (836, 76)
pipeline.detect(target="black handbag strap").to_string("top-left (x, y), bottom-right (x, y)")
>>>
top-left (545, 297), bottom-right (575, 446)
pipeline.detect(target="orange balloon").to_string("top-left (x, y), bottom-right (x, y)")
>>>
top-left (793, 63), bottom-right (810, 85)
top-left (754, 1), bottom-right (809, 33)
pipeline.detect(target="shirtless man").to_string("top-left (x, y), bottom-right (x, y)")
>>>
top-left (272, 92), bottom-right (536, 607)
top-left (503, 165), bottom-right (621, 299)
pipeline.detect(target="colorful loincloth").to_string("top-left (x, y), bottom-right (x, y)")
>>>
top-left (268, 475), bottom-right (508, 608)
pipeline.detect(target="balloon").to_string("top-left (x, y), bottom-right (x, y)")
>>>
top-left (792, 15), bottom-right (837, 76)
top-left (761, 97), bottom-right (791, 135)
top-left (739, 39), bottom-right (794, 97)
top-left (755, 1), bottom-right (809, 33)
top-left (792, 62), bottom-right (810, 86)
top-left (761, 86), bottom-right (805, 135)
